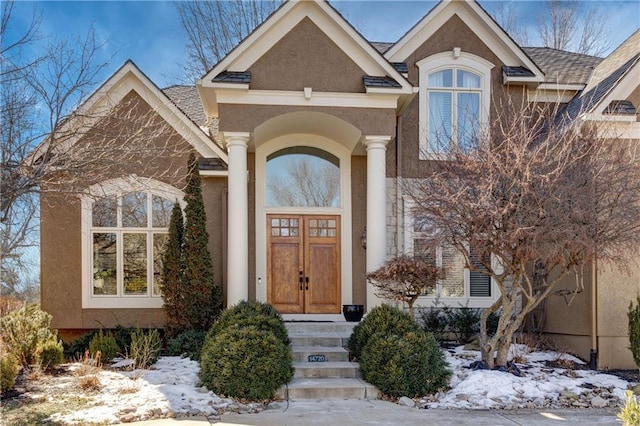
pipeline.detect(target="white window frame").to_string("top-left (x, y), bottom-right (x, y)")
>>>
top-left (403, 199), bottom-right (499, 308)
top-left (81, 176), bottom-right (185, 309)
top-left (417, 51), bottom-right (493, 160)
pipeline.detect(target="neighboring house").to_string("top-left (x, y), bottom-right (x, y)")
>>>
top-left (39, 0), bottom-right (640, 368)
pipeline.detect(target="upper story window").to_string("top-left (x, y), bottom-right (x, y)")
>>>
top-left (403, 199), bottom-right (497, 308)
top-left (82, 177), bottom-right (184, 309)
top-left (418, 51), bottom-right (493, 159)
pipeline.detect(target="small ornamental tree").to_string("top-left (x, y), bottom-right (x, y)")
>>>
top-left (628, 296), bottom-right (640, 369)
top-left (182, 153), bottom-right (223, 330)
top-left (366, 256), bottom-right (441, 319)
top-left (162, 202), bottom-right (185, 337)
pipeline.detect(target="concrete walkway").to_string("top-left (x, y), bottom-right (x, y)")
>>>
top-left (133, 399), bottom-right (621, 425)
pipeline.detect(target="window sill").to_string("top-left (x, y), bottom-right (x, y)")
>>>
top-left (82, 296), bottom-right (163, 309)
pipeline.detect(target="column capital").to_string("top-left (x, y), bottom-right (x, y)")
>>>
top-left (363, 135), bottom-right (392, 150)
top-left (223, 132), bottom-right (251, 149)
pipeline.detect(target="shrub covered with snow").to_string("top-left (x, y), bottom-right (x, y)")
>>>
top-left (348, 304), bottom-right (420, 360)
top-left (200, 326), bottom-right (294, 400)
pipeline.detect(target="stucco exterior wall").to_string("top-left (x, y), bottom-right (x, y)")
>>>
top-left (40, 90), bottom-right (225, 331)
top-left (351, 155), bottom-right (367, 306)
top-left (219, 104), bottom-right (396, 141)
top-left (626, 85), bottom-right (640, 122)
top-left (249, 18), bottom-right (366, 93)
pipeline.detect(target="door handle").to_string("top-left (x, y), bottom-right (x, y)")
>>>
top-left (299, 271), bottom-right (304, 291)
top-left (305, 277), bottom-right (309, 291)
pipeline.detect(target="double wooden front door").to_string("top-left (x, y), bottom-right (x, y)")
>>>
top-left (267, 215), bottom-right (341, 314)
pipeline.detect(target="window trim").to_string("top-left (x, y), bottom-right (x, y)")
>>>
top-left (81, 176), bottom-right (185, 309)
top-left (403, 198), bottom-right (499, 308)
top-left (417, 51), bottom-right (493, 160)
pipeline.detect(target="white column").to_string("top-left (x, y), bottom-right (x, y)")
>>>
top-left (364, 135), bottom-right (392, 310)
top-left (224, 132), bottom-right (250, 307)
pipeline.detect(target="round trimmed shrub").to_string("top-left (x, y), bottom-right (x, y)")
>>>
top-left (207, 301), bottom-right (289, 346)
top-left (0, 352), bottom-right (19, 392)
top-left (348, 304), bottom-right (421, 360)
top-left (89, 330), bottom-right (119, 361)
top-left (200, 326), bottom-right (294, 400)
top-left (37, 338), bottom-right (64, 370)
top-left (168, 330), bottom-right (207, 361)
top-left (360, 330), bottom-right (451, 397)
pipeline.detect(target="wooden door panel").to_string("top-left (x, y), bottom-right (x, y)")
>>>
top-left (306, 243), bottom-right (340, 313)
top-left (267, 216), bottom-right (303, 313)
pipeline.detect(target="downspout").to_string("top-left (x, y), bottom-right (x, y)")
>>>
top-left (590, 256), bottom-right (598, 369)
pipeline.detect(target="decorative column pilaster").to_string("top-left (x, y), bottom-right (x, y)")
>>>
top-left (364, 135), bottom-right (392, 311)
top-left (224, 132), bottom-right (250, 307)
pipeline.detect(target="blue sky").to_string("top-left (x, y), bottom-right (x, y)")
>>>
top-left (5, 1), bottom-right (639, 88)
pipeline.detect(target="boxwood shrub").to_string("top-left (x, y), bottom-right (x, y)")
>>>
top-left (360, 330), bottom-right (451, 397)
top-left (37, 338), bottom-right (64, 370)
top-left (348, 304), bottom-right (421, 360)
top-left (200, 326), bottom-right (294, 400)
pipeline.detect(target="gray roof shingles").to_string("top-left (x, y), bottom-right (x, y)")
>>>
top-left (162, 85), bottom-right (207, 127)
top-left (502, 66), bottom-right (535, 78)
top-left (212, 71), bottom-right (252, 83)
top-left (363, 75), bottom-right (402, 88)
top-left (522, 47), bottom-right (603, 85)
top-left (604, 100), bottom-right (637, 115)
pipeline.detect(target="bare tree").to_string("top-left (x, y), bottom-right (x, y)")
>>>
top-left (408, 94), bottom-right (640, 369)
top-left (1, 1), bottom-right (193, 299)
top-left (536, 0), bottom-right (610, 56)
top-left (175, 0), bottom-right (282, 81)
top-left (268, 157), bottom-right (340, 207)
top-left (490, 1), bottom-right (529, 47)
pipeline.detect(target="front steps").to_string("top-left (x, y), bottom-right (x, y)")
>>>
top-left (277, 322), bottom-right (378, 400)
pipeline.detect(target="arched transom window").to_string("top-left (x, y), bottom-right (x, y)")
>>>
top-left (266, 147), bottom-right (340, 208)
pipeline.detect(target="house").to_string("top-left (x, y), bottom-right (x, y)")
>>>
top-left (39, 0), bottom-right (640, 369)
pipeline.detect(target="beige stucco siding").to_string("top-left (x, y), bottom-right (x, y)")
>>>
top-left (249, 18), bottom-right (367, 93)
top-left (626, 85), bottom-right (640, 122)
top-left (351, 155), bottom-right (367, 305)
top-left (40, 90), bottom-right (226, 331)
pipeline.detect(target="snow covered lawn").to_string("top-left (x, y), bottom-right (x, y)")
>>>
top-left (1, 345), bottom-right (635, 425)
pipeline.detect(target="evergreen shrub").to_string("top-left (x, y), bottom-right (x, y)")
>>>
top-left (167, 330), bottom-right (207, 361)
top-left (348, 304), bottom-right (420, 360)
top-left (628, 296), bottom-right (640, 368)
top-left (207, 300), bottom-right (288, 346)
top-left (0, 304), bottom-right (59, 366)
top-left (37, 338), bottom-right (64, 370)
top-left (0, 352), bottom-right (19, 392)
top-left (360, 330), bottom-right (451, 398)
top-left (89, 330), bottom-right (119, 361)
top-left (63, 331), bottom-right (97, 359)
top-left (200, 326), bottom-right (294, 400)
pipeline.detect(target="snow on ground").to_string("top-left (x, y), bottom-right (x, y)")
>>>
top-left (18, 345), bottom-right (635, 424)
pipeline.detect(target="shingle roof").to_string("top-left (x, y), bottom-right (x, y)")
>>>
top-left (198, 157), bottom-right (228, 171)
top-left (391, 62), bottom-right (409, 74)
top-left (502, 66), bottom-right (535, 78)
top-left (363, 75), bottom-right (402, 88)
top-left (604, 100), bottom-right (637, 115)
top-left (212, 71), bottom-right (252, 84)
top-left (371, 42), bottom-right (393, 54)
top-left (522, 47), bottom-right (603, 85)
top-left (584, 30), bottom-right (640, 93)
top-left (162, 85), bottom-right (207, 127)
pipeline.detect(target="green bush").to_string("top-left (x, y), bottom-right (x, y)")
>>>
top-left (0, 352), bottom-right (19, 392)
top-left (420, 306), bottom-right (501, 343)
top-left (628, 296), bottom-right (640, 368)
top-left (200, 326), bottom-right (294, 400)
top-left (37, 338), bottom-right (64, 370)
top-left (207, 301), bottom-right (289, 346)
top-left (114, 325), bottom-right (135, 355)
top-left (360, 330), bottom-right (451, 398)
top-left (618, 390), bottom-right (640, 426)
top-left (419, 306), bottom-right (450, 342)
top-left (63, 331), bottom-right (97, 359)
top-left (348, 305), bottom-right (420, 360)
top-left (167, 330), bottom-right (206, 361)
top-left (89, 330), bottom-right (119, 362)
top-left (0, 304), bottom-right (59, 366)
top-left (129, 329), bottom-right (162, 368)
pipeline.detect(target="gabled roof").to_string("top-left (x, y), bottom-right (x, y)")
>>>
top-left (199, 0), bottom-right (412, 94)
top-left (522, 47), bottom-right (602, 85)
top-left (385, 0), bottom-right (544, 84)
top-left (162, 85), bottom-right (207, 127)
top-left (561, 31), bottom-right (640, 120)
top-left (31, 61), bottom-right (228, 164)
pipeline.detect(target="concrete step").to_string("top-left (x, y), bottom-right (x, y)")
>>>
top-left (277, 378), bottom-right (378, 400)
top-left (291, 346), bottom-right (350, 362)
top-left (285, 321), bottom-right (358, 334)
top-left (288, 333), bottom-right (348, 348)
top-left (293, 361), bottom-right (360, 378)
